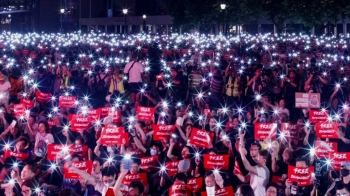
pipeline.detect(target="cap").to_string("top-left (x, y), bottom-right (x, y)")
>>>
top-left (178, 159), bottom-right (190, 171)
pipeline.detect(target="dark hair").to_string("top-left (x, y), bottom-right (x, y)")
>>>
top-left (296, 157), bottom-right (309, 166)
top-left (336, 182), bottom-right (349, 192)
top-left (131, 157), bottom-right (141, 166)
top-left (21, 179), bottom-right (39, 194)
top-left (101, 166), bottom-right (117, 177)
top-left (75, 136), bottom-right (85, 145)
top-left (208, 147), bottom-right (218, 155)
top-left (17, 136), bottom-right (29, 148)
top-left (38, 121), bottom-right (50, 133)
top-left (339, 126), bottom-right (346, 133)
top-left (129, 181), bottom-right (145, 194)
top-left (259, 150), bottom-right (269, 160)
top-left (94, 157), bottom-right (104, 166)
top-left (236, 184), bottom-right (254, 196)
top-left (251, 142), bottom-right (262, 150)
top-left (58, 189), bottom-right (80, 196)
top-left (173, 172), bottom-right (187, 183)
top-left (266, 183), bottom-right (279, 194)
top-left (71, 154), bottom-right (83, 162)
top-left (24, 164), bottom-right (37, 174)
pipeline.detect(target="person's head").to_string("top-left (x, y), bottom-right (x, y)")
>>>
top-left (101, 166), bottom-right (117, 187)
top-left (246, 111), bottom-right (252, 120)
top-left (130, 158), bottom-right (141, 174)
top-left (336, 183), bottom-right (349, 196)
top-left (28, 116), bottom-right (36, 125)
top-left (332, 97), bottom-right (339, 107)
top-left (254, 68), bottom-right (262, 77)
top-left (279, 99), bottom-right (286, 108)
top-left (296, 157), bottom-right (308, 167)
top-left (74, 136), bottom-right (85, 147)
top-left (21, 180), bottom-right (39, 196)
top-left (289, 70), bottom-right (296, 79)
top-left (340, 162), bottom-right (350, 180)
top-left (204, 171), bottom-right (215, 187)
top-left (250, 142), bottom-right (261, 161)
top-left (16, 136), bottom-right (29, 152)
top-left (170, 68), bottom-right (178, 77)
top-left (255, 149), bottom-right (269, 166)
top-left (38, 121), bottom-right (50, 134)
top-left (184, 124), bottom-right (192, 134)
top-left (21, 164), bottom-right (36, 181)
top-left (266, 183), bottom-right (279, 196)
top-left (235, 184), bottom-right (254, 196)
top-left (53, 115), bottom-right (61, 126)
top-left (173, 173), bottom-right (187, 184)
top-left (181, 146), bottom-right (191, 159)
top-left (129, 181), bottom-right (144, 196)
top-left (209, 117), bottom-right (217, 129)
top-left (92, 158), bottom-right (103, 174)
top-left (150, 142), bottom-right (163, 156)
top-left (10, 122), bottom-right (19, 136)
top-left (282, 148), bottom-right (293, 163)
top-left (0, 74), bottom-right (6, 85)
top-left (131, 53), bottom-right (138, 61)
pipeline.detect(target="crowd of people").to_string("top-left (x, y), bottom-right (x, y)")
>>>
top-left (0, 31), bottom-right (348, 196)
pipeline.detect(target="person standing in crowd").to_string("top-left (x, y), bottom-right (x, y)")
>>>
top-left (124, 53), bottom-right (144, 105)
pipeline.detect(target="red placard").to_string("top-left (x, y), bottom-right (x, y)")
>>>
top-left (187, 177), bottom-right (203, 193)
top-left (201, 186), bottom-right (234, 196)
top-left (13, 103), bottom-right (26, 118)
top-left (100, 125), bottom-right (128, 145)
top-left (35, 91), bottom-right (52, 103)
top-left (140, 156), bottom-right (159, 172)
top-left (315, 122), bottom-right (338, 138)
top-left (70, 145), bottom-right (89, 160)
top-left (20, 98), bottom-right (34, 109)
top-left (152, 124), bottom-right (176, 141)
top-left (100, 107), bottom-right (111, 118)
top-left (64, 160), bottom-right (92, 179)
top-left (287, 166), bottom-right (314, 187)
top-left (233, 160), bottom-right (242, 175)
top-left (281, 123), bottom-right (301, 138)
top-left (315, 141), bottom-right (338, 159)
top-left (329, 152), bottom-right (350, 170)
top-left (58, 96), bottom-right (76, 108)
top-left (88, 108), bottom-right (101, 122)
top-left (108, 109), bottom-right (122, 124)
top-left (254, 123), bottom-right (278, 140)
top-left (47, 144), bottom-right (72, 161)
top-left (271, 176), bottom-right (284, 184)
top-left (309, 110), bottom-right (329, 124)
top-left (203, 154), bottom-right (230, 170)
top-left (189, 128), bottom-right (214, 149)
top-left (169, 182), bottom-right (192, 196)
top-left (121, 173), bottom-right (148, 187)
top-left (136, 106), bottom-right (155, 121)
top-left (4, 149), bottom-right (29, 161)
top-left (69, 114), bottom-right (90, 131)
top-left (165, 160), bottom-right (180, 177)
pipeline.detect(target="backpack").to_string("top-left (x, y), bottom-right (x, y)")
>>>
top-left (94, 74), bottom-right (108, 93)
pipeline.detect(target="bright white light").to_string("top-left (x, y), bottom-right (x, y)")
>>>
top-left (122, 9), bottom-right (128, 14)
top-left (336, 83), bottom-right (341, 88)
top-left (129, 116), bottom-right (135, 122)
top-left (107, 157), bottom-right (113, 163)
top-left (255, 94), bottom-right (261, 100)
top-left (4, 143), bottom-right (10, 149)
top-left (326, 159), bottom-right (331, 165)
top-left (161, 166), bottom-right (166, 171)
top-left (50, 163), bottom-right (57, 169)
top-left (310, 148), bottom-right (315, 156)
top-left (124, 153), bottom-right (131, 160)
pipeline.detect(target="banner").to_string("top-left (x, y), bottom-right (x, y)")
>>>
top-left (165, 160), bottom-right (180, 177)
top-left (64, 160), bottom-right (92, 179)
top-left (287, 165), bottom-right (314, 186)
top-left (295, 92), bottom-right (321, 108)
top-left (271, 176), bottom-right (284, 185)
top-left (309, 110), bottom-right (329, 124)
top-left (20, 98), bottom-right (34, 109)
top-left (315, 141), bottom-right (338, 159)
top-left (189, 128), bottom-right (214, 148)
top-left (69, 114), bottom-right (90, 131)
top-left (136, 106), bottom-right (155, 121)
top-left (203, 154), bottom-right (230, 170)
top-left (281, 123), bottom-right (301, 138)
top-left (152, 124), bottom-right (176, 141)
top-left (4, 149), bottom-right (29, 161)
top-left (35, 91), bottom-right (52, 103)
top-left (100, 125), bottom-right (128, 145)
top-left (254, 123), bottom-right (278, 140)
top-left (70, 145), bottom-right (89, 160)
top-left (58, 96), bottom-right (76, 108)
top-left (187, 177), bottom-right (203, 193)
top-left (121, 173), bottom-right (148, 187)
top-left (315, 122), bottom-right (338, 138)
top-left (140, 156), bottom-right (159, 172)
top-left (201, 186), bottom-right (234, 196)
top-left (169, 182), bottom-right (192, 196)
top-left (329, 152), bottom-right (350, 170)
top-left (47, 144), bottom-right (72, 161)
top-left (88, 108), bottom-right (101, 122)
top-left (100, 107), bottom-right (111, 118)
top-left (13, 103), bottom-right (26, 118)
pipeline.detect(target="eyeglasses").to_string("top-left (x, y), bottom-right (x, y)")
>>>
top-left (267, 190), bottom-right (277, 194)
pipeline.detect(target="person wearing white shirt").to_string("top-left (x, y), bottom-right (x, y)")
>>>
top-left (123, 54), bottom-right (144, 104)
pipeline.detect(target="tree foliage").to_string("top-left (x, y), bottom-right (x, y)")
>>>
top-left (160, 0), bottom-right (350, 33)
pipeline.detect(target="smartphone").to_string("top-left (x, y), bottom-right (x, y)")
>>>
top-left (291, 181), bottom-right (298, 195)
top-left (124, 159), bottom-right (132, 170)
